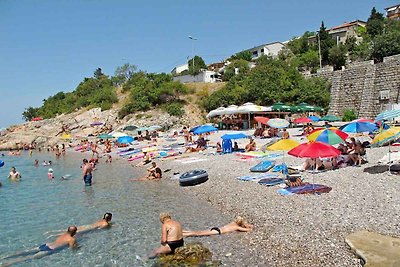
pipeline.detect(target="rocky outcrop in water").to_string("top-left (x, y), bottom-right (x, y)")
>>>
top-left (0, 107), bottom-right (204, 150)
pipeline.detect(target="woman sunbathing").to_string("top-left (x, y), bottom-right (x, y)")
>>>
top-left (183, 216), bottom-right (253, 237)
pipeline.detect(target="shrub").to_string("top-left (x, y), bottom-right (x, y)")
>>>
top-left (163, 102), bottom-right (185, 117)
top-left (342, 109), bottom-right (357, 121)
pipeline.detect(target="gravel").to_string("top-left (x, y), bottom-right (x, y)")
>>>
top-left (155, 128), bottom-right (400, 266)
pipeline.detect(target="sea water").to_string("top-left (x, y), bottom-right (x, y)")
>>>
top-left (0, 151), bottom-right (229, 266)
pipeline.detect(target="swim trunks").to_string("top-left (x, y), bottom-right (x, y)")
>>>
top-left (39, 244), bottom-right (53, 252)
top-left (84, 173), bottom-right (92, 186)
top-left (210, 227), bottom-right (221, 234)
top-left (167, 239), bottom-right (184, 254)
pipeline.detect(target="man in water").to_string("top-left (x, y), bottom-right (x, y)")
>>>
top-left (8, 167), bottom-right (21, 180)
top-left (82, 159), bottom-right (93, 186)
top-left (77, 213), bottom-right (112, 234)
top-left (183, 216), bottom-right (253, 237)
top-left (0, 226), bottom-right (77, 266)
top-left (149, 213), bottom-right (184, 258)
top-left (131, 162), bottom-right (162, 181)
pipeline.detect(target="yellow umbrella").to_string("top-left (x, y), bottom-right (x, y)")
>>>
top-left (372, 127), bottom-right (400, 147)
top-left (267, 139), bottom-right (300, 151)
top-left (61, 133), bottom-right (72, 140)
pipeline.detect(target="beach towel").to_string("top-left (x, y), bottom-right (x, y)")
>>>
top-left (258, 177), bottom-right (284, 186)
top-left (237, 173), bottom-right (278, 182)
top-left (236, 151), bottom-right (282, 159)
top-left (250, 160), bottom-right (275, 172)
top-left (277, 184), bottom-right (332, 195)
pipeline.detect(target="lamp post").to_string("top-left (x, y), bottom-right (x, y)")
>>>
top-left (188, 35), bottom-right (198, 78)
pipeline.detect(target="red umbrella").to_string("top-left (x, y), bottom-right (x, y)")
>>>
top-left (31, 117), bottom-right (43, 121)
top-left (254, 116), bottom-right (270, 125)
top-left (294, 117), bottom-right (312, 124)
top-left (288, 141), bottom-right (341, 158)
top-left (353, 118), bottom-right (374, 123)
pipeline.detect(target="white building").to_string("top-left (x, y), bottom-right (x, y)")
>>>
top-left (171, 63), bottom-right (189, 75)
top-left (247, 42), bottom-right (285, 59)
top-left (173, 70), bottom-right (222, 83)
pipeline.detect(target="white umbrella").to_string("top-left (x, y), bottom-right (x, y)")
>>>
top-left (206, 107), bottom-right (226, 118)
top-left (237, 104), bottom-right (271, 114)
top-left (223, 105), bottom-right (240, 115)
top-left (111, 131), bottom-right (127, 138)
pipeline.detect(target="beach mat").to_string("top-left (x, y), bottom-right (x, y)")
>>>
top-left (277, 184), bottom-right (332, 195)
top-left (250, 160), bottom-right (275, 172)
top-left (237, 173), bottom-right (278, 182)
top-left (258, 177), bottom-right (284, 186)
top-left (236, 151), bottom-right (282, 159)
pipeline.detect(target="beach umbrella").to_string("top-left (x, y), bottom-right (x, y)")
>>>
top-left (254, 116), bottom-right (270, 125)
top-left (267, 118), bottom-right (290, 129)
top-left (272, 103), bottom-right (291, 112)
top-left (123, 125), bottom-right (138, 131)
top-left (267, 139), bottom-right (300, 151)
top-left (90, 122), bottom-right (103, 126)
top-left (221, 133), bottom-right (249, 140)
top-left (223, 105), bottom-right (239, 115)
top-left (340, 122), bottom-right (377, 133)
top-left (289, 141), bottom-right (341, 158)
top-left (97, 134), bottom-right (114, 139)
top-left (136, 127), bottom-right (149, 132)
top-left (307, 128), bottom-right (348, 145)
top-left (61, 133), bottom-right (72, 140)
top-left (321, 115), bottom-right (341, 122)
top-left (193, 125), bottom-right (218, 135)
top-left (375, 109), bottom-right (400, 122)
top-left (353, 118), bottom-right (374, 123)
top-left (308, 116), bottom-right (320, 122)
top-left (111, 132), bottom-right (127, 138)
top-left (293, 117), bottom-right (312, 124)
top-left (149, 125), bottom-right (162, 131)
top-left (31, 117), bottom-right (43, 121)
top-left (372, 127), bottom-right (400, 147)
top-left (206, 107), bottom-right (226, 118)
top-left (117, 136), bottom-right (135, 144)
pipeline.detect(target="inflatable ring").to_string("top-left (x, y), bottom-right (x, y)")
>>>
top-left (0, 160), bottom-right (4, 167)
top-left (179, 169), bottom-right (208, 186)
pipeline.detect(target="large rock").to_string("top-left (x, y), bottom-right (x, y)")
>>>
top-left (345, 230), bottom-right (400, 267)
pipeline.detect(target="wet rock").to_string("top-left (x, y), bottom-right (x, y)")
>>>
top-left (345, 230), bottom-right (400, 267)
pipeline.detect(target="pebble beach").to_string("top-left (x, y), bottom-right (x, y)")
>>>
top-left (149, 127), bottom-right (400, 266)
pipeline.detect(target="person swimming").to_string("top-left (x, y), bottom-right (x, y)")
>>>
top-left (77, 213), bottom-right (113, 234)
top-left (47, 168), bottom-right (55, 179)
top-left (0, 226), bottom-right (77, 267)
top-left (8, 167), bottom-right (21, 180)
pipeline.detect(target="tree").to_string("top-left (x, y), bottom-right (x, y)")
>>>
top-left (371, 30), bottom-right (400, 62)
top-left (318, 21), bottom-right (334, 65)
top-left (188, 56), bottom-right (207, 75)
top-left (113, 63), bottom-right (137, 86)
top-left (94, 68), bottom-right (105, 79)
top-left (366, 7), bottom-right (384, 37)
top-left (222, 59), bottom-right (250, 81)
top-left (296, 50), bottom-right (320, 73)
top-left (328, 44), bottom-right (347, 70)
top-left (287, 31), bottom-right (314, 55)
top-left (22, 107), bottom-right (39, 121)
top-left (229, 50), bottom-right (252, 61)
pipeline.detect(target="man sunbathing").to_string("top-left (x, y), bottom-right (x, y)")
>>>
top-left (183, 216), bottom-right (253, 237)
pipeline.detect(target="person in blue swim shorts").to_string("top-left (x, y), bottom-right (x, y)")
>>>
top-left (82, 158), bottom-right (93, 186)
top-left (0, 226), bottom-right (78, 266)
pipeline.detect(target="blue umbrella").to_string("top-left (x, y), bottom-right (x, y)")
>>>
top-left (375, 109), bottom-right (400, 122)
top-left (221, 133), bottom-right (249, 140)
top-left (340, 122), bottom-right (378, 133)
top-left (308, 116), bottom-right (320, 122)
top-left (117, 136), bottom-right (134, 144)
top-left (193, 125), bottom-right (218, 135)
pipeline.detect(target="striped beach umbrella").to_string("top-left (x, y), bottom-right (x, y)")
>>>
top-left (307, 128), bottom-right (348, 145)
top-left (267, 118), bottom-right (289, 129)
top-left (340, 122), bottom-right (377, 133)
top-left (372, 127), bottom-right (400, 147)
top-left (375, 109), bottom-right (400, 122)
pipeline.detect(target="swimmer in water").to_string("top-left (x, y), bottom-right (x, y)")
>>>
top-left (34, 159), bottom-right (39, 166)
top-left (77, 213), bottom-right (113, 234)
top-left (8, 167), bottom-right (21, 180)
top-left (47, 168), bottom-right (55, 179)
top-left (0, 226), bottom-right (77, 267)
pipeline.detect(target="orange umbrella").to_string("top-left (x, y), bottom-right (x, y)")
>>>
top-left (254, 116), bottom-right (269, 125)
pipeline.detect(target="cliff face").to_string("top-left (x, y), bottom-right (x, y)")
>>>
top-left (0, 107), bottom-right (204, 150)
top-left (312, 54), bottom-right (400, 118)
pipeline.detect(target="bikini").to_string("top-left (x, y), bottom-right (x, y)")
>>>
top-left (166, 239), bottom-right (184, 253)
top-left (210, 227), bottom-right (221, 234)
top-left (39, 244), bottom-right (53, 252)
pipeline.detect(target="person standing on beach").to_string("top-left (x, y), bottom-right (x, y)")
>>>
top-left (82, 159), bottom-right (93, 186)
top-left (0, 226), bottom-right (78, 266)
top-left (148, 213), bottom-right (184, 258)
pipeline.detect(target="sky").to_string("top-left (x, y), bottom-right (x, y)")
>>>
top-left (0, 0), bottom-right (396, 127)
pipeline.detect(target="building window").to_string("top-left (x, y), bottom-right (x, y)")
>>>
top-left (261, 48), bottom-right (264, 53)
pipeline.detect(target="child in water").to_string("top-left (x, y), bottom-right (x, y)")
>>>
top-left (47, 168), bottom-right (55, 179)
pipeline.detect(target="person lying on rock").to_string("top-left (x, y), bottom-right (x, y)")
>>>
top-left (183, 216), bottom-right (253, 237)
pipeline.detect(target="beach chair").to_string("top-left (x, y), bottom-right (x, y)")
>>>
top-left (222, 139), bottom-right (232, 153)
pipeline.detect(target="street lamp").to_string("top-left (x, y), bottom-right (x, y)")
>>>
top-left (188, 35), bottom-right (198, 77)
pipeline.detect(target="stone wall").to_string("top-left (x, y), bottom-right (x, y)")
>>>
top-left (311, 54), bottom-right (400, 119)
